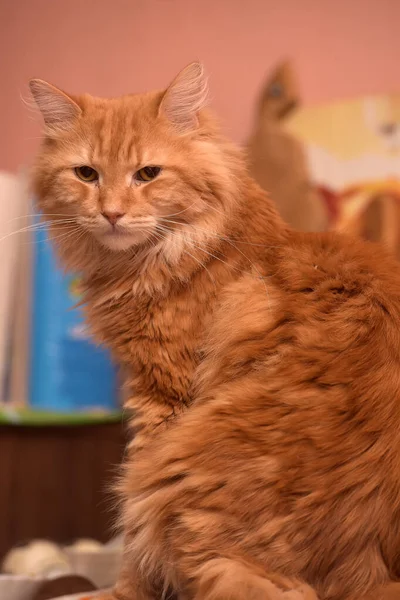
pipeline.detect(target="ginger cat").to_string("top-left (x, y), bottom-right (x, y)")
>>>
top-left (30, 64), bottom-right (400, 600)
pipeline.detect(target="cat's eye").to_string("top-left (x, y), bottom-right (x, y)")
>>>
top-left (75, 166), bottom-right (99, 182)
top-left (135, 166), bottom-right (161, 182)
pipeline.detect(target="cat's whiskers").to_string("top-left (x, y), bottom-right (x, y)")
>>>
top-left (47, 226), bottom-right (85, 246)
top-left (35, 224), bottom-right (81, 242)
top-left (6, 219), bottom-right (76, 232)
top-left (10, 214), bottom-right (77, 222)
top-left (0, 220), bottom-right (79, 246)
top-left (33, 222), bottom-right (78, 232)
top-left (161, 202), bottom-right (199, 219)
top-left (18, 225), bottom-right (81, 248)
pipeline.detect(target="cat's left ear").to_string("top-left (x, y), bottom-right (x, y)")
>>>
top-left (159, 62), bottom-right (209, 133)
top-left (29, 79), bottom-right (82, 130)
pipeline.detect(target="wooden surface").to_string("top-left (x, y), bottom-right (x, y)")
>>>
top-left (0, 422), bottom-right (127, 560)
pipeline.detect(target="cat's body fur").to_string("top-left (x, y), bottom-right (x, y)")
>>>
top-left (30, 65), bottom-right (400, 600)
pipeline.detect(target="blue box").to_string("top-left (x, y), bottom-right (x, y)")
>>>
top-left (29, 225), bottom-right (118, 413)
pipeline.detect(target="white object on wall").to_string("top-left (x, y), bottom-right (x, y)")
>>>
top-left (0, 170), bottom-right (29, 404)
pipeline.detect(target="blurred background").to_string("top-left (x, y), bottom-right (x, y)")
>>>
top-left (1, 1), bottom-right (400, 597)
top-left (2, 0), bottom-right (400, 170)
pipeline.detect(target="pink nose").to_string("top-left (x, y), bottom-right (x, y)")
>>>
top-left (101, 211), bottom-right (125, 226)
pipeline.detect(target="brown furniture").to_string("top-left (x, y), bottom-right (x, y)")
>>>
top-left (0, 422), bottom-right (127, 560)
top-left (33, 575), bottom-right (97, 600)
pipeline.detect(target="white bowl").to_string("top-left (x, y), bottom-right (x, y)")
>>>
top-left (0, 574), bottom-right (41, 600)
top-left (64, 548), bottom-right (121, 589)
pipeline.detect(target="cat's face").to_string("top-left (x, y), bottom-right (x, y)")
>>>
top-left (31, 64), bottom-right (236, 259)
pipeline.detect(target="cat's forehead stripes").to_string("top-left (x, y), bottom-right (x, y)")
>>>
top-left (81, 95), bottom-right (171, 170)
top-left (88, 100), bottom-right (140, 164)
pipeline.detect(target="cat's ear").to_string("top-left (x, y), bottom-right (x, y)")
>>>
top-left (159, 62), bottom-right (209, 133)
top-left (29, 79), bottom-right (82, 130)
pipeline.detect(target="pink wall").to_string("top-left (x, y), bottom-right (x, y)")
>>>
top-left (2, 0), bottom-right (400, 172)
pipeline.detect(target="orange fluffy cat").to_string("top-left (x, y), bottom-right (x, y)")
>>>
top-left (30, 64), bottom-right (400, 600)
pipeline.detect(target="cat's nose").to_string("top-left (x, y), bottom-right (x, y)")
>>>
top-left (101, 211), bottom-right (125, 226)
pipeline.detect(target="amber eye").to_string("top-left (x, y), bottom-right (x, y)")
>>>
top-left (74, 166), bottom-right (99, 182)
top-left (135, 166), bottom-right (161, 182)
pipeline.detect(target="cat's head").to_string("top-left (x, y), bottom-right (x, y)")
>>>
top-left (30, 64), bottom-right (242, 267)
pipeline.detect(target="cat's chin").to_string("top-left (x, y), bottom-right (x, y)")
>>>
top-left (96, 231), bottom-right (148, 252)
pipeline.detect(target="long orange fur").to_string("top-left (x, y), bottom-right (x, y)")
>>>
top-left (30, 64), bottom-right (400, 600)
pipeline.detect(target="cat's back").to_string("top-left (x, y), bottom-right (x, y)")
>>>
top-left (277, 229), bottom-right (400, 314)
top-left (200, 229), bottom-right (400, 400)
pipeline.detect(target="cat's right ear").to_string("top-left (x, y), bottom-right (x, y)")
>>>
top-left (29, 79), bottom-right (82, 130)
top-left (159, 62), bottom-right (209, 134)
